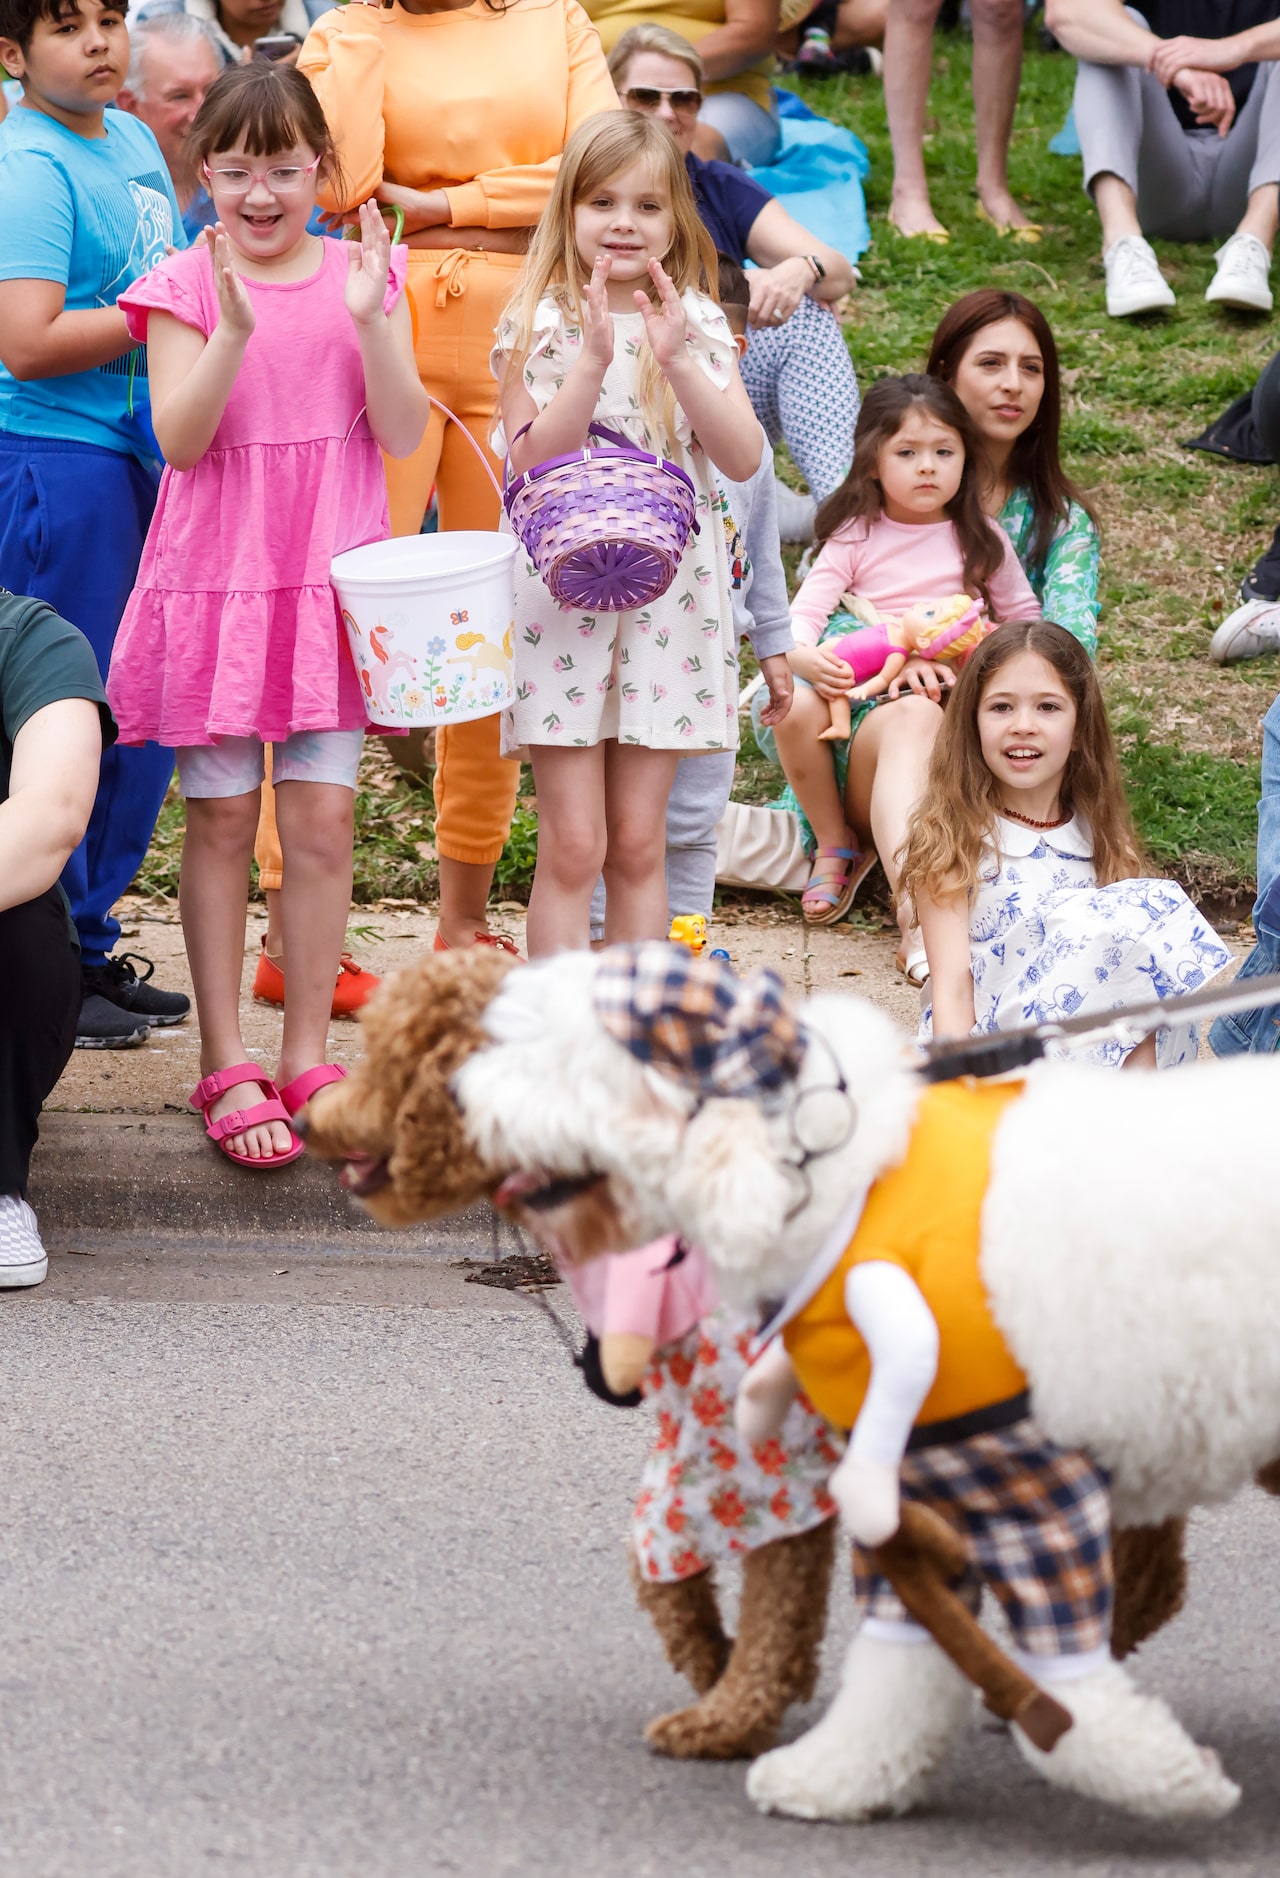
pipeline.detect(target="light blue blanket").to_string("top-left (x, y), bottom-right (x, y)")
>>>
top-left (747, 87), bottom-right (872, 264)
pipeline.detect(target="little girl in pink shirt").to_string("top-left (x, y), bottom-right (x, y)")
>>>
top-left (769, 374), bottom-right (1040, 927)
top-left (561, 1236), bottom-right (839, 1759)
top-left (106, 65), bottom-right (427, 1170)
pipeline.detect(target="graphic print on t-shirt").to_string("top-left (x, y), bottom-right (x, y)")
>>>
top-left (99, 173), bottom-right (178, 384)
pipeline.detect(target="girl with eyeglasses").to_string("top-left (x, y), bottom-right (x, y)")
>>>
top-left (106, 63), bottom-right (428, 1170)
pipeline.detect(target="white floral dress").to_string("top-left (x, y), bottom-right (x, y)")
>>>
top-left (491, 290), bottom-right (740, 753)
top-left (919, 814), bottom-right (1233, 1068)
top-left (632, 1306), bottom-right (840, 1584)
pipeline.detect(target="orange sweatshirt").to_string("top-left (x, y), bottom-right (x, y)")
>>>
top-left (300, 0), bottom-right (618, 227)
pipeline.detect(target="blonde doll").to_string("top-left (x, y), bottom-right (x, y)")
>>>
top-left (818, 593), bottom-right (992, 742)
top-left (492, 110), bottom-right (762, 959)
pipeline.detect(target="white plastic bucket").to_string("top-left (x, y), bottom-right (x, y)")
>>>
top-left (331, 531), bottom-right (519, 728)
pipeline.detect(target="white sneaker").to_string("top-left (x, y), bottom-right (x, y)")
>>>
top-left (1210, 595), bottom-right (1280, 664)
top-left (773, 477), bottom-right (817, 545)
top-left (1205, 232), bottom-right (1274, 312)
top-left (0, 1194), bottom-right (46, 1288)
top-left (1103, 235), bottom-right (1176, 318)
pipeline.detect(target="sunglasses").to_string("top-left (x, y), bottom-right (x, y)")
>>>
top-left (624, 85), bottom-right (703, 113)
top-left (202, 154), bottom-right (322, 197)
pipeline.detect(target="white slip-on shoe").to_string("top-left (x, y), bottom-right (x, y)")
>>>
top-left (1205, 232), bottom-right (1274, 312)
top-left (1103, 235), bottom-right (1176, 318)
top-left (1210, 595), bottom-right (1280, 664)
top-left (0, 1194), bottom-right (47, 1288)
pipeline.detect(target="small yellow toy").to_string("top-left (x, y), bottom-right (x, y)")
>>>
top-left (668, 914), bottom-right (708, 955)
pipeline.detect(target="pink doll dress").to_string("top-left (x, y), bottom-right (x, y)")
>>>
top-left (107, 239), bottom-right (407, 746)
top-left (830, 619), bottom-right (896, 686)
top-left (566, 1240), bottom-right (839, 1584)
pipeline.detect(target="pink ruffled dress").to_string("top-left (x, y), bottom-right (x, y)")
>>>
top-left (107, 238), bottom-right (407, 746)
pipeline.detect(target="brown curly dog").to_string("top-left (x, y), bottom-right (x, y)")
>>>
top-left (300, 947), bottom-right (514, 1228)
top-left (301, 949), bottom-right (837, 1760)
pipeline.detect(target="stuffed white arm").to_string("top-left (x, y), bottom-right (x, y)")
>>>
top-left (830, 1262), bottom-right (940, 1548)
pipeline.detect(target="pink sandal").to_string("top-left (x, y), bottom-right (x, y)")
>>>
top-left (278, 1063), bottom-right (348, 1119)
top-left (190, 1062), bottom-right (304, 1169)
top-left (801, 840), bottom-right (879, 927)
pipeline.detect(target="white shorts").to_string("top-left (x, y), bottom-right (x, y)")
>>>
top-left (176, 729), bottom-right (366, 800)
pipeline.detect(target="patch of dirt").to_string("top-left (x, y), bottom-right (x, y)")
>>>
top-left (456, 1250), bottom-right (562, 1292)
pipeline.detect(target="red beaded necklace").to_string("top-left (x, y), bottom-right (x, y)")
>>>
top-left (1000, 803), bottom-right (1071, 832)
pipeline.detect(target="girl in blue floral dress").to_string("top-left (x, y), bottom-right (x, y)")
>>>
top-left (900, 623), bottom-right (1231, 1069)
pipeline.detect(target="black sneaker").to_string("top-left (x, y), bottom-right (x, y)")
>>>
top-left (82, 952), bottom-right (191, 1028)
top-left (75, 993), bottom-right (149, 1050)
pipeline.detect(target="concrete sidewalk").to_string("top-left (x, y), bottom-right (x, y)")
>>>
top-left (35, 897), bottom-right (921, 1238)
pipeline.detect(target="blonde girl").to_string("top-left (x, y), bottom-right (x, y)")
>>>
top-left (900, 622), bottom-right (1232, 1069)
top-left (493, 109), bottom-right (763, 957)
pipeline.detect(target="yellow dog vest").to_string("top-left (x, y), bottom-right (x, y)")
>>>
top-left (782, 1079), bottom-right (1028, 1433)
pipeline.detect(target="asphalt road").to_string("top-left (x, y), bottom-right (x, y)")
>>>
top-left (3, 1238), bottom-right (1278, 1878)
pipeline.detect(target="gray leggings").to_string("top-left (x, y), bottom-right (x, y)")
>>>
top-left (1074, 8), bottom-right (1280, 241)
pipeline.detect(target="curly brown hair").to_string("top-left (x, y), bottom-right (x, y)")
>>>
top-left (898, 620), bottom-right (1142, 917)
top-left (813, 374), bottom-right (1006, 614)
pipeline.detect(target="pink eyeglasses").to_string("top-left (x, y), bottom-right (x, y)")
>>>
top-left (202, 153), bottom-right (323, 196)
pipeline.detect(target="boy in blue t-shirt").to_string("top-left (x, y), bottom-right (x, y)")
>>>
top-left (0, 0), bottom-right (190, 1046)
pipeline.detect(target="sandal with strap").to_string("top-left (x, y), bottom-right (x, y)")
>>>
top-left (801, 840), bottom-right (879, 927)
top-left (190, 1062), bottom-right (304, 1169)
top-left (278, 1062), bottom-right (348, 1119)
top-left (432, 929), bottom-right (522, 959)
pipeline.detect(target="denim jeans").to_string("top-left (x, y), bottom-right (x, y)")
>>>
top-left (1210, 691), bottom-right (1280, 1054)
top-left (698, 90), bottom-right (782, 166)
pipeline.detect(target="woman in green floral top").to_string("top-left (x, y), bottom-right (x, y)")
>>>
top-left (927, 289), bottom-right (1100, 656)
top-left (755, 288), bottom-right (1096, 973)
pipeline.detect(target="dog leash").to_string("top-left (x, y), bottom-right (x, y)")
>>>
top-left (918, 969), bottom-right (1280, 1083)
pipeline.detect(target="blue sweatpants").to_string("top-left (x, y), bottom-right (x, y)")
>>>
top-left (0, 434), bottom-right (174, 965)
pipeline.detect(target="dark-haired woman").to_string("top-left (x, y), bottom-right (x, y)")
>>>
top-left (298, 0), bottom-right (616, 953)
top-left (927, 289), bottom-right (1100, 656)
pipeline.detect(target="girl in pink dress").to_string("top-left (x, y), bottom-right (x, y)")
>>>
top-left (107, 64), bottom-right (427, 1169)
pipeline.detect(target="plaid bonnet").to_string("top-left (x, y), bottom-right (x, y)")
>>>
top-left (593, 943), bottom-right (804, 1102)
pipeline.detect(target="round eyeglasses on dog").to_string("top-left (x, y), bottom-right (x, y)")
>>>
top-left (202, 154), bottom-right (323, 196)
top-left (623, 85), bottom-right (703, 113)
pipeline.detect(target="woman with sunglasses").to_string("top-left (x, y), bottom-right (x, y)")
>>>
top-left (609, 22), bottom-right (859, 537)
top-left (297, 0), bottom-right (616, 957)
top-left (588, 0), bottom-right (784, 164)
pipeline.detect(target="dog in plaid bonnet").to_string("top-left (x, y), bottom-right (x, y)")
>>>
top-left (303, 941), bottom-right (1280, 1829)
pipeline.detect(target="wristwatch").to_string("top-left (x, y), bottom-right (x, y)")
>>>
top-left (807, 254), bottom-right (826, 283)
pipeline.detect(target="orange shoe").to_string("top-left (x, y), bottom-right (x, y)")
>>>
top-left (252, 938), bottom-right (382, 1018)
top-left (432, 929), bottom-right (522, 959)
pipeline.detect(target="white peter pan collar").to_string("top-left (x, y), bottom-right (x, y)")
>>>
top-left (994, 811), bottom-right (1093, 860)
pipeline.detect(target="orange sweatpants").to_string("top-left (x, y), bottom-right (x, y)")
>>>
top-left (253, 247), bottom-right (523, 886)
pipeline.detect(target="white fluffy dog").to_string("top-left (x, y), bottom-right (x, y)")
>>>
top-left (448, 947), bottom-right (1280, 1825)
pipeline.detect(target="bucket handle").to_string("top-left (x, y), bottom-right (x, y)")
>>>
top-left (341, 391), bottom-right (504, 505)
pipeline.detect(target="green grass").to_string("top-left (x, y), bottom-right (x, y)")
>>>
top-left (134, 29), bottom-right (1273, 910)
top-left (789, 30), bottom-right (1275, 909)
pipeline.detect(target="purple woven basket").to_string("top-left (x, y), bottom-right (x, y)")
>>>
top-left (503, 423), bottom-right (698, 612)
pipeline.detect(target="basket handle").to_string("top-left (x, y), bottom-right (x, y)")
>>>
top-left (339, 391), bottom-right (503, 505)
top-left (427, 394), bottom-right (503, 501)
top-left (500, 418), bottom-right (664, 493)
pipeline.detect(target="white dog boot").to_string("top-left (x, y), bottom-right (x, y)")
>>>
top-left (747, 1628), bottom-right (972, 1822)
top-left (1013, 1660), bottom-right (1240, 1820)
